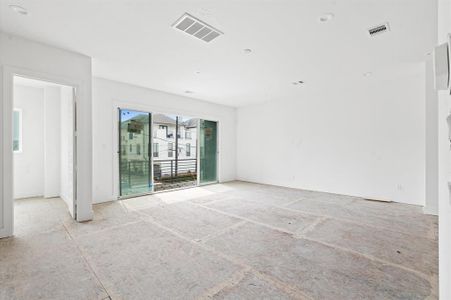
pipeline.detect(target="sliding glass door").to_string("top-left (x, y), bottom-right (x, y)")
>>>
top-left (119, 109), bottom-right (152, 196)
top-left (118, 110), bottom-right (218, 196)
top-left (152, 114), bottom-right (198, 192)
top-left (199, 120), bottom-right (218, 184)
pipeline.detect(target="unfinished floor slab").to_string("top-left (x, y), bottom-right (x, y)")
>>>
top-left (74, 221), bottom-right (243, 299)
top-left (0, 182), bottom-right (438, 299)
top-left (0, 227), bottom-right (107, 300)
top-left (136, 201), bottom-right (242, 240)
top-left (204, 197), bottom-right (320, 233)
top-left (206, 222), bottom-right (432, 300)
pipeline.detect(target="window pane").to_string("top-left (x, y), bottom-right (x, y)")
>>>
top-left (186, 143), bottom-right (190, 156)
top-left (119, 109), bottom-right (151, 196)
top-left (200, 120), bottom-right (217, 183)
top-left (168, 142), bottom-right (173, 157)
top-left (153, 143), bottom-right (159, 157)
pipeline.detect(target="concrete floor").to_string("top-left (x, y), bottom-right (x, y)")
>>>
top-left (0, 181), bottom-right (438, 299)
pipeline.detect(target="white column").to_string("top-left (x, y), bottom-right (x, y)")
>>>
top-left (425, 58), bottom-right (439, 215)
top-left (437, 0), bottom-right (451, 298)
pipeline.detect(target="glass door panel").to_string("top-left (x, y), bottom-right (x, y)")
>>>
top-left (119, 109), bottom-right (152, 196)
top-left (199, 120), bottom-right (218, 184)
top-left (152, 114), bottom-right (198, 191)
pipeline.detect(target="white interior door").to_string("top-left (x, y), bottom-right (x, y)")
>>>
top-left (60, 85), bottom-right (76, 217)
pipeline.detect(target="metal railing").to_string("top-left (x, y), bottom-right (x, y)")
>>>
top-left (120, 159), bottom-right (197, 194)
top-left (153, 158), bottom-right (197, 181)
top-left (120, 160), bottom-right (151, 191)
top-left (120, 158), bottom-right (197, 186)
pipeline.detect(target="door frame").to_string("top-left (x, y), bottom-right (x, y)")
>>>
top-left (1, 66), bottom-right (79, 237)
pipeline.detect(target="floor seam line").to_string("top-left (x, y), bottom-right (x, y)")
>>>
top-left (216, 194), bottom-right (433, 240)
top-left (197, 197), bottom-right (234, 206)
top-left (250, 269), bottom-right (312, 300)
top-left (129, 207), bottom-right (311, 299)
top-left (193, 202), bottom-right (434, 282)
top-left (133, 198), bottom-right (437, 283)
top-left (265, 201), bottom-right (436, 241)
top-left (297, 235), bottom-right (434, 283)
top-left (295, 216), bottom-right (328, 236)
top-left (193, 203), bottom-right (296, 236)
top-left (70, 219), bottom-right (143, 239)
top-left (183, 192), bottom-right (422, 239)
top-left (198, 220), bottom-right (248, 244)
top-left (280, 197), bottom-right (306, 207)
top-left (197, 267), bottom-right (252, 299)
top-left (62, 223), bottom-right (113, 299)
top-left (129, 203), bottom-right (247, 244)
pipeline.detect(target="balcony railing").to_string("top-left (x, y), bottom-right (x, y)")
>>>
top-left (120, 158), bottom-right (197, 192)
top-left (153, 158), bottom-right (197, 180)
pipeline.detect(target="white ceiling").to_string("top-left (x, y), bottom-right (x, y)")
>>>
top-left (0, 0), bottom-right (437, 107)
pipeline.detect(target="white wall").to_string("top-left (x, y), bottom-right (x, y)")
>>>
top-left (13, 84), bottom-right (62, 199)
top-left (0, 32), bottom-right (93, 238)
top-left (43, 87), bottom-right (61, 198)
top-left (237, 70), bottom-right (426, 205)
top-left (92, 77), bottom-right (236, 204)
top-left (13, 85), bottom-right (45, 199)
top-left (437, 0), bottom-right (451, 297)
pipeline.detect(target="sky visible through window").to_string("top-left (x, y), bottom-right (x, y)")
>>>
top-left (121, 109), bottom-right (151, 121)
top-left (121, 109), bottom-right (196, 124)
top-left (121, 109), bottom-right (182, 122)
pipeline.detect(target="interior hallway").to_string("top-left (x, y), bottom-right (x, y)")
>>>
top-left (0, 182), bottom-right (438, 299)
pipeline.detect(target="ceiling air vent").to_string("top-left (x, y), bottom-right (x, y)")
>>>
top-left (172, 13), bottom-right (223, 43)
top-left (368, 23), bottom-right (390, 37)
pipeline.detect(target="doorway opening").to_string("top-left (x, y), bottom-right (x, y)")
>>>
top-left (118, 108), bottom-right (218, 197)
top-left (12, 76), bottom-right (76, 235)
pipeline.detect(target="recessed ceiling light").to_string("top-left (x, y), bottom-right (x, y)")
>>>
top-left (243, 49), bottom-right (252, 54)
top-left (363, 72), bottom-right (372, 77)
top-left (9, 5), bottom-right (28, 15)
top-left (185, 90), bottom-right (194, 94)
top-left (292, 80), bottom-right (304, 85)
top-left (318, 13), bottom-right (334, 23)
top-left (195, 71), bottom-right (201, 74)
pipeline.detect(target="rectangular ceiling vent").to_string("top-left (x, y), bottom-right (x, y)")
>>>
top-left (172, 13), bottom-right (223, 43)
top-left (368, 23), bottom-right (390, 37)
